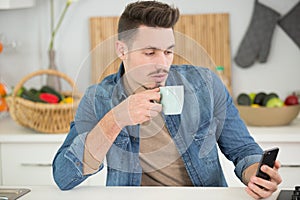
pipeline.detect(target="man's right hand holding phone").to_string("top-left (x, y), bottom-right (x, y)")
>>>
top-left (244, 147), bottom-right (282, 199)
top-left (246, 160), bottom-right (282, 199)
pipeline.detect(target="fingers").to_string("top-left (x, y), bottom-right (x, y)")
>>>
top-left (261, 163), bottom-right (282, 185)
top-left (149, 102), bottom-right (162, 112)
top-left (117, 89), bottom-right (161, 125)
top-left (133, 88), bottom-right (162, 112)
top-left (148, 109), bottom-right (160, 118)
top-left (245, 186), bottom-right (261, 200)
top-left (133, 93), bottom-right (162, 113)
top-left (246, 181), bottom-right (272, 199)
top-left (114, 88), bottom-right (163, 126)
top-left (143, 88), bottom-right (161, 102)
top-left (246, 161), bottom-right (282, 199)
top-left (274, 160), bottom-right (281, 170)
top-left (251, 176), bottom-right (277, 192)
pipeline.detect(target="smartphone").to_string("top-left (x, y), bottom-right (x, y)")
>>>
top-left (256, 147), bottom-right (279, 180)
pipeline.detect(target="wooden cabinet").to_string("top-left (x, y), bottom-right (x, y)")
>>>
top-left (0, 117), bottom-right (106, 186)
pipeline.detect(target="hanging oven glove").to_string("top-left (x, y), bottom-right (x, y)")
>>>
top-left (278, 1), bottom-right (300, 49)
top-left (234, 1), bottom-right (281, 68)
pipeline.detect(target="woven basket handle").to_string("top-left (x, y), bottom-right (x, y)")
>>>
top-left (12, 69), bottom-right (76, 97)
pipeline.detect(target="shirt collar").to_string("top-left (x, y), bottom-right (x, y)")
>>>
top-left (111, 63), bottom-right (128, 104)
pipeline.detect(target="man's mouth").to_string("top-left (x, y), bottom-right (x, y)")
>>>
top-left (149, 73), bottom-right (168, 83)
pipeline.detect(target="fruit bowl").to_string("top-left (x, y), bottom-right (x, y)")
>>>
top-left (236, 104), bottom-right (300, 126)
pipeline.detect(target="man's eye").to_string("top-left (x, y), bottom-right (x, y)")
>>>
top-left (165, 50), bottom-right (173, 55)
top-left (145, 51), bottom-right (154, 56)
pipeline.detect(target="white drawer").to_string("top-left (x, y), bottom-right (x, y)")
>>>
top-left (1, 143), bottom-right (61, 186)
top-left (279, 166), bottom-right (300, 188)
top-left (0, 142), bottom-right (107, 186)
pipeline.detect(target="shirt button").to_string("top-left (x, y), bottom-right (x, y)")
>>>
top-left (76, 162), bottom-right (80, 166)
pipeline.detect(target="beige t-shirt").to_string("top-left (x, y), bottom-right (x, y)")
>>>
top-left (139, 114), bottom-right (193, 186)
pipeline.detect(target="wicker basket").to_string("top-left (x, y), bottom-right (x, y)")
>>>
top-left (6, 69), bottom-right (81, 133)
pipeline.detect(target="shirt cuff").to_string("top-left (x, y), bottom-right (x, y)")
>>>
top-left (64, 132), bottom-right (88, 176)
top-left (234, 154), bottom-right (262, 181)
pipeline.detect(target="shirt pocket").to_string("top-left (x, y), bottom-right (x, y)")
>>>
top-left (192, 119), bottom-right (223, 186)
top-left (192, 118), bottom-right (218, 161)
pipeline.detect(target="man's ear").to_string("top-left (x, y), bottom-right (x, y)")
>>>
top-left (115, 40), bottom-right (127, 60)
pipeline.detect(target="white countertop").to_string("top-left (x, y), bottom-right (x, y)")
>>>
top-left (248, 118), bottom-right (300, 143)
top-left (0, 115), bottom-right (67, 143)
top-left (0, 186), bottom-right (281, 200)
top-left (1, 115), bottom-right (300, 143)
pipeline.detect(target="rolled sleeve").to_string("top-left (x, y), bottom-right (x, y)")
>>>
top-left (64, 132), bottom-right (89, 176)
top-left (234, 154), bottom-right (262, 181)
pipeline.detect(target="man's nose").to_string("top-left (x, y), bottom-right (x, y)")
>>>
top-left (156, 52), bottom-right (169, 66)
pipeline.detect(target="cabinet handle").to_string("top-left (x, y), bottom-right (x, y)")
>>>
top-left (281, 164), bottom-right (300, 168)
top-left (21, 163), bottom-right (52, 167)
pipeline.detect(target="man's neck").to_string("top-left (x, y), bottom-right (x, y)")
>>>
top-left (122, 74), bottom-right (146, 95)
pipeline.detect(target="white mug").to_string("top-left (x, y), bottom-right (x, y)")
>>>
top-left (159, 85), bottom-right (184, 115)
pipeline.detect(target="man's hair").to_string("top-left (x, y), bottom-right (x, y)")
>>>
top-left (118, 1), bottom-right (180, 43)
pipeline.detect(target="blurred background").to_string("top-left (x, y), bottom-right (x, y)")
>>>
top-left (0, 0), bottom-right (299, 99)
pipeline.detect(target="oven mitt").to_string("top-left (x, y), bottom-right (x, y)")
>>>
top-left (278, 1), bottom-right (300, 49)
top-left (234, 1), bottom-right (280, 68)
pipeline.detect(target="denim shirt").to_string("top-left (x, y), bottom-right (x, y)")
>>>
top-left (52, 64), bottom-right (263, 190)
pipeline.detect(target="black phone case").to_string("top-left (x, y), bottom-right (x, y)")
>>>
top-left (256, 147), bottom-right (279, 180)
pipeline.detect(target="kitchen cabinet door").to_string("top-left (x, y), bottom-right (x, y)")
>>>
top-left (1, 143), bottom-right (61, 185)
top-left (0, 142), bottom-right (107, 186)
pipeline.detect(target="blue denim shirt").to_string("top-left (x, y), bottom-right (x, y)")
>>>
top-left (52, 64), bottom-right (263, 190)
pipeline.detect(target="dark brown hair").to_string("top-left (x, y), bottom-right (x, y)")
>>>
top-left (118, 1), bottom-right (180, 42)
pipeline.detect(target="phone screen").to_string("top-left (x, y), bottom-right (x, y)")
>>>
top-left (256, 147), bottom-right (279, 180)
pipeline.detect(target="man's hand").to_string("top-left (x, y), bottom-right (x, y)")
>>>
top-left (245, 160), bottom-right (282, 199)
top-left (112, 88), bottom-right (162, 128)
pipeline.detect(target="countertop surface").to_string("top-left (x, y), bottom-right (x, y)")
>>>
top-left (0, 115), bottom-right (300, 143)
top-left (248, 117), bottom-right (300, 143)
top-left (0, 186), bottom-right (282, 200)
top-left (0, 115), bottom-right (67, 143)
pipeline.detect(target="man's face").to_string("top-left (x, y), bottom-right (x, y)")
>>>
top-left (121, 26), bottom-right (175, 89)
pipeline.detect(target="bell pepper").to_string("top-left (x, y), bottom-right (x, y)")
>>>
top-left (63, 97), bottom-right (73, 104)
top-left (39, 93), bottom-right (59, 104)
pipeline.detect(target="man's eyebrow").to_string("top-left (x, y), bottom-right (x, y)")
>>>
top-left (143, 44), bottom-right (175, 50)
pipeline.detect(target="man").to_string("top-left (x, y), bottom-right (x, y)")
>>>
top-left (53, 1), bottom-right (282, 199)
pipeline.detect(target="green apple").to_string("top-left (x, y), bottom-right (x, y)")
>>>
top-left (266, 97), bottom-right (284, 108)
top-left (249, 93), bottom-right (256, 104)
top-left (262, 93), bottom-right (279, 106)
